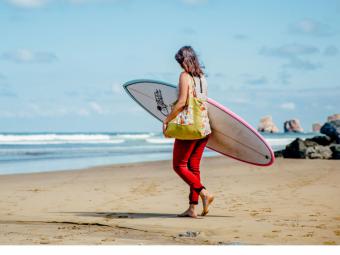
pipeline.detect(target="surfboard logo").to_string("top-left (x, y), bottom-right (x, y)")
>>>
top-left (154, 89), bottom-right (169, 116)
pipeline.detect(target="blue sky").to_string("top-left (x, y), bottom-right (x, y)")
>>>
top-left (0, 0), bottom-right (339, 132)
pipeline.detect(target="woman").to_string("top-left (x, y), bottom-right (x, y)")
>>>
top-left (162, 46), bottom-right (214, 218)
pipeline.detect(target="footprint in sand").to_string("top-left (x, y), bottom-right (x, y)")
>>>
top-left (250, 210), bottom-right (259, 216)
top-left (323, 241), bottom-right (336, 245)
top-left (315, 224), bottom-right (326, 229)
top-left (271, 230), bottom-right (281, 233)
top-left (263, 233), bottom-right (279, 238)
top-left (303, 232), bottom-right (314, 237)
top-left (27, 188), bottom-right (44, 192)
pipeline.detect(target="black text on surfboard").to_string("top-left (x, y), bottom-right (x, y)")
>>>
top-left (154, 89), bottom-right (169, 116)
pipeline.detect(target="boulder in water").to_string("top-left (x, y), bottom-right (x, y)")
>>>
top-left (305, 145), bottom-right (332, 159)
top-left (312, 123), bottom-right (321, 132)
top-left (330, 144), bottom-right (340, 159)
top-left (257, 115), bottom-right (279, 133)
top-left (284, 119), bottom-right (304, 133)
top-left (306, 135), bottom-right (333, 146)
top-left (327, 114), bottom-right (340, 122)
top-left (320, 120), bottom-right (340, 144)
top-left (275, 134), bottom-right (339, 159)
top-left (282, 138), bottom-right (307, 158)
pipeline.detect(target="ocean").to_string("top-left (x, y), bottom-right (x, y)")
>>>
top-left (0, 132), bottom-right (320, 175)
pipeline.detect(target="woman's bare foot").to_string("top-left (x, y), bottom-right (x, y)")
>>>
top-left (200, 189), bottom-right (214, 216)
top-left (177, 205), bottom-right (198, 218)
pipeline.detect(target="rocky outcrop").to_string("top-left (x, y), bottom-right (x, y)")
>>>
top-left (327, 114), bottom-right (340, 122)
top-left (274, 115), bottom-right (340, 160)
top-left (312, 123), bottom-right (321, 132)
top-left (257, 116), bottom-right (279, 133)
top-left (330, 144), bottom-right (340, 159)
top-left (274, 136), bottom-right (336, 159)
top-left (284, 119), bottom-right (303, 133)
top-left (320, 119), bottom-right (340, 144)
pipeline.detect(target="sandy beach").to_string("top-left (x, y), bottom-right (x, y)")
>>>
top-left (0, 156), bottom-right (339, 245)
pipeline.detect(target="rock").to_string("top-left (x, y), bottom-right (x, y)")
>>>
top-left (282, 138), bottom-right (307, 158)
top-left (274, 150), bottom-right (284, 158)
top-left (178, 231), bottom-right (200, 238)
top-left (304, 139), bottom-right (319, 147)
top-left (312, 123), bottom-right (321, 132)
top-left (320, 121), bottom-right (340, 144)
top-left (306, 135), bottom-right (333, 146)
top-left (284, 119), bottom-right (304, 133)
top-left (327, 114), bottom-right (340, 122)
top-left (330, 144), bottom-right (340, 159)
top-left (305, 145), bottom-right (332, 159)
top-left (279, 135), bottom-right (338, 159)
top-left (257, 115), bottom-right (279, 133)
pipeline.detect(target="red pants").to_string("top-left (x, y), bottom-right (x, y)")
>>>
top-left (172, 135), bottom-right (210, 204)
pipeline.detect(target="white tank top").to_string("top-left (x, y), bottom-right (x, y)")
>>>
top-left (191, 75), bottom-right (208, 101)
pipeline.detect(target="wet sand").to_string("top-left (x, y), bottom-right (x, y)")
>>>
top-left (0, 156), bottom-right (339, 245)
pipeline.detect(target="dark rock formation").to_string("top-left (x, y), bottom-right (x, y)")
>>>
top-left (330, 144), bottom-right (340, 159)
top-left (282, 138), bottom-right (307, 158)
top-left (320, 120), bottom-right (340, 144)
top-left (275, 134), bottom-right (339, 160)
top-left (284, 119), bottom-right (303, 133)
top-left (306, 136), bottom-right (333, 146)
top-left (305, 145), bottom-right (332, 159)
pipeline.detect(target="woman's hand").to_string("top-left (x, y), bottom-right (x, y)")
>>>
top-left (162, 119), bottom-right (171, 138)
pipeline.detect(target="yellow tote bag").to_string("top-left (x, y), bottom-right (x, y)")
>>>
top-left (165, 76), bottom-right (207, 140)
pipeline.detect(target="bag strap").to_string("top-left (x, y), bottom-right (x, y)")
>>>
top-left (189, 73), bottom-right (198, 98)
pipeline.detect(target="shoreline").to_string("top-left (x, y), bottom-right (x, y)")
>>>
top-left (0, 156), bottom-right (339, 244)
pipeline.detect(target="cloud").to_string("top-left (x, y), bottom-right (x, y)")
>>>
top-left (260, 43), bottom-right (319, 58)
top-left (279, 102), bottom-right (296, 110)
top-left (212, 72), bottom-right (225, 78)
top-left (7, 0), bottom-right (48, 8)
top-left (76, 108), bottom-right (90, 116)
top-left (283, 57), bottom-right (322, 70)
top-left (145, 72), bottom-right (176, 81)
top-left (7, 0), bottom-right (128, 8)
top-left (242, 74), bottom-right (268, 85)
top-left (276, 71), bottom-right (291, 85)
top-left (89, 101), bottom-right (105, 114)
top-left (0, 84), bottom-right (17, 97)
top-left (181, 0), bottom-right (208, 5)
top-left (289, 18), bottom-right (335, 37)
top-left (233, 34), bottom-right (249, 40)
top-left (0, 103), bottom-right (95, 118)
top-left (259, 43), bottom-right (322, 71)
top-left (1, 49), bottom-right (57, 63)
top-left (324, 45), bottom-right (339, 56)
top-left (181, 27), bottom-right (197, 35)
top-left (112, 83), bottom-right (123, 94)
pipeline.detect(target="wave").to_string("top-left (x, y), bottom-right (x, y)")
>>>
top-left (0, 133), bottom-right (156, 145)
top-left (265, 138), bottom-right (296, 146)
top-left (146, 138), bottom-right (174, 144)
top-left (114, 133), bottom-right (154, 139)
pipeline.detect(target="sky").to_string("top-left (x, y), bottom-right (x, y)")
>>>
top-left (0, 0), bottom-right (339, 133)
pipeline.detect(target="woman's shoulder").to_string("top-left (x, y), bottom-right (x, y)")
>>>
top-left (179, 71), bottom-right (192, 79)
top-left (179, 72), bottom-right (192, 85)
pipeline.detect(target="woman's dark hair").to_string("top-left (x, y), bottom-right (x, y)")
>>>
top-left (175, 46), bottom-right (205, 77)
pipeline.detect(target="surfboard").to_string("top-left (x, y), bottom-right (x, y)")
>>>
top-left (123, 79), bottom-right (274, 166)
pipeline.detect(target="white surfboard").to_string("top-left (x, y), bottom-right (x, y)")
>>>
top-left (123, 79), bottom-right (274, 166)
